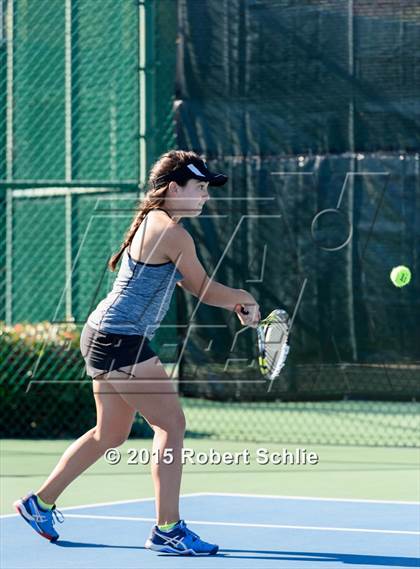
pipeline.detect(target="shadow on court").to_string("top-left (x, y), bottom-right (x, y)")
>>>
top-left (221, 549), bottom-right (420, 566)
top-left (50, 541), bottom-right (420, 566)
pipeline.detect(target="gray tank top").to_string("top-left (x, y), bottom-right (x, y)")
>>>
top-left (87, 213), bottom-right (184, 339)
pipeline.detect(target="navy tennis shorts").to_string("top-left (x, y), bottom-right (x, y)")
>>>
top-left (80, 323), bottom-right (156, 379)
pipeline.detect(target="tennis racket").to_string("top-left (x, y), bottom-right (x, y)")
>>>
top-left (238, 306), bottom-right (290, 386)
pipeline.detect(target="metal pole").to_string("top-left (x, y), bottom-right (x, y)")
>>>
top-left (146, 0), bottom-right (156, 173)
top-left (138, 0), bottom-right (147, 187)
top-left (138, 0), bottom-right (156, 189)
top-left (65, 0), bottom-right (74, 322)
top-left (6, 189), bottom-right (13, 325)
top-left (65, 0), bottom-right (72, 184)
top-left (347, 0), bottom-right (357, 360)
top-left (5, 0), bottom-right (14, 325)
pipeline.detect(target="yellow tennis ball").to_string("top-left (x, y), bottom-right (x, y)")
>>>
top-left (390, 265), bottom-right (411, 288)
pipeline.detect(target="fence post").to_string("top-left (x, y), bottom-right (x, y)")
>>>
top-left (138, 0), bottom-right (156, 190)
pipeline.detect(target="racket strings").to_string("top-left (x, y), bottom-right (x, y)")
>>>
top-left (260, 319), bottom-right (289, 379)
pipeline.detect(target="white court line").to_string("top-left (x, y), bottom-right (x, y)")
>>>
top-left (3, 491), bottom-right (417, 520)
top-left (62, 514), bottom-right (420, 536)
top-left (0, 493), bottom-right (207, 519)
top-left (59, 492), bottom-right (207, 511)
top-left (201, 492), bottom-right (420, 506)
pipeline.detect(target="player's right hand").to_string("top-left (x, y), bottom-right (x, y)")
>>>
top-left (234, 302), bottom-right (261, 328)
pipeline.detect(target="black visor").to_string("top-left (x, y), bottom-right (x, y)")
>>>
top-left (153, 161), bottom-right (228, 188)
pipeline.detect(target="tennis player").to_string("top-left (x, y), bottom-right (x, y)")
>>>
top-left (14, 150), bottom-right (260, 556)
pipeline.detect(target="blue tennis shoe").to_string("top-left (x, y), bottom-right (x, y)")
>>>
top-left (145, 520), bottom-right (218, 555)
top-left (13, 492), bottom-right (64, 542)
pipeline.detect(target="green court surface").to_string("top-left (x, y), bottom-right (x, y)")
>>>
top-left (1, 437), bottom-right (419, 516)
top-left (181, 399), bottom-right (419, 447)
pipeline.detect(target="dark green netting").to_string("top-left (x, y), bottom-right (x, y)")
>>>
top-left (0, 0), bottom-right (419, 446)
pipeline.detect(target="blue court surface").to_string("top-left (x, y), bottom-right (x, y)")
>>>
top-left (2, 493), bottom-right (419, 568)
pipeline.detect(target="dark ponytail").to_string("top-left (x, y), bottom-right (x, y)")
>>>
top-left (108, 149), bottom-right (203, 272)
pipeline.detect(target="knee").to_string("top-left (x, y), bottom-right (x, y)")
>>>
top-left (92, 427), bottom-right (128, 449)
top-left (152, 409), bottom-right (186, 437)
top-left (176, 410), bottom-right (186, 434)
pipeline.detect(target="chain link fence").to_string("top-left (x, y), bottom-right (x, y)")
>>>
top-left (0, 0), bottom-right (180, 439)
top-left (0, 1), bottom-right (419, 447)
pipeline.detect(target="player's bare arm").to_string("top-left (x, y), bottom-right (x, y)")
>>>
top-left (164, 224), bottom-right (260, 325)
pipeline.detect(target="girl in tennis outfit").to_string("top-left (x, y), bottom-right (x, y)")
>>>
top-left (14, 150), bottom-right (260, 556)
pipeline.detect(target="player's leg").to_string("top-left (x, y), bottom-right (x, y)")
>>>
top-left (96, 356), bottom-right (185, 526)
top-left (35, 377), bottom-right (136, 505)
top-left (98, 359), bottom-right (217, 555)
